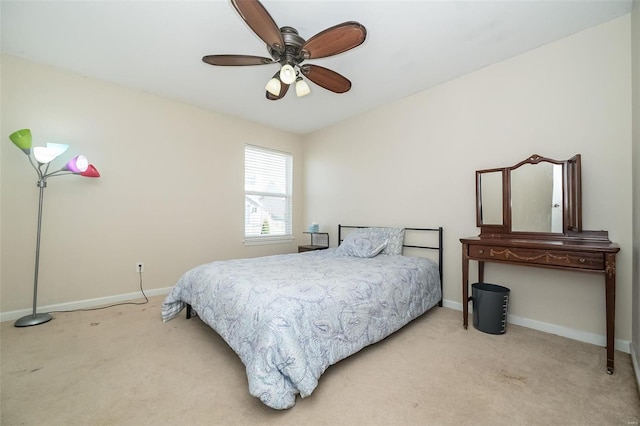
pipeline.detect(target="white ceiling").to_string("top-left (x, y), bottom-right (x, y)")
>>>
top-left (1, 1), bottom-right (632, 135)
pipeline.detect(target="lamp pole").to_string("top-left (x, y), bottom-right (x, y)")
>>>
top-left (15, 179), bottom-right (52, 327)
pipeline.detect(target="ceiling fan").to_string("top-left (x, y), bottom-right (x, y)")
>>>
top-left (202, 0), bottom-right (367, 100)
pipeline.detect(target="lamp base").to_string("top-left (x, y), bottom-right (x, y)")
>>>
top-left (14, 312), bottom-right (52, 327)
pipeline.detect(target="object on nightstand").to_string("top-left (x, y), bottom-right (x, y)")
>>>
top-left (299, 232), bottom-right (329, 252)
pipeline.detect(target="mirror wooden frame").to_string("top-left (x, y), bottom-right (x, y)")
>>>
top-left (476, 154), bottom-right (582, 239)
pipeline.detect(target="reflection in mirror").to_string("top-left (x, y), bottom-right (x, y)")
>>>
top-left (511, 162), bottom-right (563, 233)
top-left (479, 171), bottom-right (503, 225)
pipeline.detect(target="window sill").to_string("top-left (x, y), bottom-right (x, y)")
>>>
top-left (243, 236), bottom-right (294, 246)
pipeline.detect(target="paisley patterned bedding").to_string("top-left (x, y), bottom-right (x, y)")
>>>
top-left (161, 248), bottom-right (441, 409)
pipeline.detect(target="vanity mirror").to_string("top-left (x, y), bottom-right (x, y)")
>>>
top-left (476, 154), bottom-right (582, 237)
top-left (463, 153), bottom-right (619, 374)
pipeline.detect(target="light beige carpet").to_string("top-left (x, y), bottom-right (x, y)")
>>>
top-left (1, 295), bottom-right (638, 426)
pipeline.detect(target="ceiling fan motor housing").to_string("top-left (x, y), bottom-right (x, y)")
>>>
top-left (269, 26), bottom-right (307, 66)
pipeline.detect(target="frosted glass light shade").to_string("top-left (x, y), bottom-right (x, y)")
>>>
top-left (295, 78), bottom-right (311, 97)
top-left (9, 129), bottom-right (32, 154)
top-left (265, 78), bottom-right (281, 96)
top-left (279, 64), bottom-right (296, 84)
top-left (65, 155), bottom-right (89, 173)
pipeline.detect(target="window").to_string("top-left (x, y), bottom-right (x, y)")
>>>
top-left (244, 145), bottom-right (293, 243)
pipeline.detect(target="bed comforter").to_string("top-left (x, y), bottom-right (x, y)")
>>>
top-left (161, 248), bottom-right (441, 409)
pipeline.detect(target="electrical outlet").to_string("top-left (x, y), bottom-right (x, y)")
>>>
top-left (136, 262), bottom-right (144, 273)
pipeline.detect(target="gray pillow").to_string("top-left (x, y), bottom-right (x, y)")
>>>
top-left (352, 227), bottom-right (405, 255)
top-left (336, 233), bottom-right (389, 258)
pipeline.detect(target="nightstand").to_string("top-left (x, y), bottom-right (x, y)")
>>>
top-left (298, 232), bottom-right (329, 253)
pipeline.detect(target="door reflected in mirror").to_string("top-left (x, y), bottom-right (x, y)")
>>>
top-left (511, 162), bottom-right (563, 233)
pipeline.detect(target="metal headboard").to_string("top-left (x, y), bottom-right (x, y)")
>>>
top-left (338, 225), bottom-right (444, 307)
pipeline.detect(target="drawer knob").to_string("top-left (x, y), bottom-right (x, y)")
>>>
top-left (478, 249), bottom-right (484, 254)
top-left (579, 258), bottom-right (586, 263)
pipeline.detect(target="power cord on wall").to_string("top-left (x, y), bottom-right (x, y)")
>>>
top-left (49, 271), bottom-right (149, 314)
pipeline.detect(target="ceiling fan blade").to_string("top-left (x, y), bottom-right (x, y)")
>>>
top-left (266, 71), bottom-right (289, 100)
top-left (202, 54), bottom-right (274, 66)
top-left (300, 64), bottom-right (351, 93)
top-left (301, 22), bottom-right (367, 60)
top-left (231, 0), bottom-right (285, 55)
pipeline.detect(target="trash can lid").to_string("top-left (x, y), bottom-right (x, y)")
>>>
top-left (472, 282), bottom-right (510, 292)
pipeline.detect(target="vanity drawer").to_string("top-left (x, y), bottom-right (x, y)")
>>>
top-left (469, 245), bottom-right (604, 270)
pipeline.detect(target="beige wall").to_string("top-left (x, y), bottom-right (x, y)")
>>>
top-left (303, 16), bottom-right (633, 343)
top-left (0, 54), bottom-right (304, 312)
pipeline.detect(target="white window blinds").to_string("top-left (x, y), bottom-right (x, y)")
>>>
top-left (244, 145), bottom-right (293, 242)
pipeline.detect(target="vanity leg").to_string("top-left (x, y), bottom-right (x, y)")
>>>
top-left (605, 253), bottom-right (616, 374)
top-left (478, 261), bottom-right (485, 283)
top-left (462, 244), bottom-right (469, 329)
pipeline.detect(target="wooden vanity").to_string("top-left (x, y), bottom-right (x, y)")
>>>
top-left (461, 154), bottom-right (620, 374)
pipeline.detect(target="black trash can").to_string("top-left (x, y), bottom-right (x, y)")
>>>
top-left (472, 282), bottom-right (510, 335)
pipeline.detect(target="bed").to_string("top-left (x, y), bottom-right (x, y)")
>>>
top-left (161, 225), bottom-right (443, 409)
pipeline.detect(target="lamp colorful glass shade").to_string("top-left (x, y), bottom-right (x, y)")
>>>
top-left (65, 155), bottom-right (89, 173)
top-left (9, 128), bottom-right (33, 154)
top-left (9, 128), bottom-right (100, 327)
top-left (80, 164), bottom-right (100, 177)
top-left (33, 143), bottom-right (69, 164)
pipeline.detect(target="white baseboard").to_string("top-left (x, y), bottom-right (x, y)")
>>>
top-left (442, 299), bottom-right (631, 354)
top-left (0, 287), bottom-right (173, 323)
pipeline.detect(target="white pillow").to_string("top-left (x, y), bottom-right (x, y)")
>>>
top-left (336, 233), bottom-right (389, 258)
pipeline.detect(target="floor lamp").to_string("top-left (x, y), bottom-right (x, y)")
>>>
top-left (9, 129), bottom-right (100, 327)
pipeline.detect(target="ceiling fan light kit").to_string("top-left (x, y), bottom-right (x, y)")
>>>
top-left (202, 0), bottom-right (367, 100)
top-left (265, 77), bottom-right (281, 97)
top-left (279, 64), bottom-right (296, 85)
top-left (295, 77), bottom-right (311, 97)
